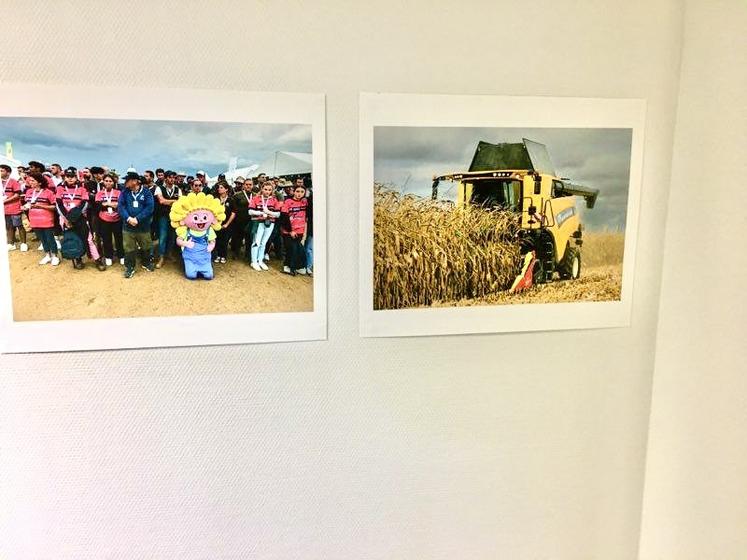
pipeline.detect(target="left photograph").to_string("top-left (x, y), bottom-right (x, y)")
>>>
top-left (0, 85), bottom-right (326, 352)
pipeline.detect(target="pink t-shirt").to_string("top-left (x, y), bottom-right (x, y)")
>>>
top-left (55, 184), bottom-right (88, 212)
top-left (2, 178), bottom-right (22, 216)
top-left (281, 197), bottom-right (308, 235)
top-left (95, 188), bottom-right (121, 222)
top-left (24, 188), bottom-right (57, 229)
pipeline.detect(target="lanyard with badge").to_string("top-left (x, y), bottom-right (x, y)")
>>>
top-left (63, 186), bottom-right (79, 209)
top-left (29, 188), bottom-right (43, 205)
top-left (132, 187), bottom-right (142, 208)
top-left (104, 189), bottom-right (116, 214)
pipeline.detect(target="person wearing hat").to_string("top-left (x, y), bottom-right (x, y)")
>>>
top-left (86, 166), bottom-right (107, 250)
top-left (153, 170), bottom-right (181, 268)
top-left (56, 166), bottom-right (106, 271)
top-left (118, 172), bottom-right (155, 278)
top-left (232, 176), bottom-right (245, 195)
top-left (2, 164), bottom-right (27, 252)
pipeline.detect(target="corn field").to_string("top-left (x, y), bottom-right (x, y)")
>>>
top-left (374, 186), bottom-right (521, 310)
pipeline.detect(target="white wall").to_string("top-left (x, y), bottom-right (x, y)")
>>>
top-left (639, 1), bottom-right (747, 558)
top-left (0, 2), bottom-right (683, 558)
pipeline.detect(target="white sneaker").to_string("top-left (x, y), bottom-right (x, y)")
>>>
top-left (283, 265), bottom-right (291, 274)
top-left (37, 243), bottom-right (44, 251)
top-left (7, 244), bottom-right (16, 251)
top-left (259, 261), bottom-right (269, 271)
top-left (296, 268), bottom-right (307, 275)
top-left (19, 243), bottom-right (28, 252)
top-left (250, 262), bottom-right (261, 271)
top-left (263, 254), bottom-right (270, 262)
top-left (39, 255), bottom-right (51, 265)
top-left (105, 258), bottom-right (113, 266)
top-left (119, 258), bottom-right (125, 265)
top-left (51, 256), bottom-right (60, 266)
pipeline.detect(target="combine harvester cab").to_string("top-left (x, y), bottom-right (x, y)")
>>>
top-left (432, 138), bottom-right (599, 293)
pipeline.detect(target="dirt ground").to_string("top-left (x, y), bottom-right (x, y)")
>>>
top-left (432, 264), bottom-right (623, 307)
top-left (7, 243), bottom-right (314, 322)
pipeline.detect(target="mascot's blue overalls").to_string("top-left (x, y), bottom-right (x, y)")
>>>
top-left (182, 229), bottom-right (214, 280)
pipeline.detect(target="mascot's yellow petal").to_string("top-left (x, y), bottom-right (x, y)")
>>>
top-left (170, 192), bottom-right (227, 239)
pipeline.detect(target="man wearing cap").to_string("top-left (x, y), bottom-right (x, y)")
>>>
top-left (153, 170), bottom-right (180, 268)
top-left (118, 172), bottom-right (155, 278)
top-left (86, 166), bottom-right (106, 248)
top-left (195, 171), bottom-right (212, 195)
top-left (2, 164), bottom-right (27, 252)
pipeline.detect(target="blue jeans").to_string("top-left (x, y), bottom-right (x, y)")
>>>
top-left (157, 215), bottom-right (175, 257)
top-left (305, 235), bottom-right (313, 271)
top-left (250, 221), bottom-right (274, 264)
top-left (34, 228), bottom-right (57, 254)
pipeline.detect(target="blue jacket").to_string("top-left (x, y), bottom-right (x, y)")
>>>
top-left (118, 186), bottom-right (154, 232)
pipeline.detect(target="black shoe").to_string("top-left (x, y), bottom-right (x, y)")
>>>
top-left (124, 267), bottom-right (135, 278)
top-left (142, 262), bottom-right (155, 272)
top-left (96, 259), bottom-right (107, 272)
top-left (73, 258), bottom-right (85, 270)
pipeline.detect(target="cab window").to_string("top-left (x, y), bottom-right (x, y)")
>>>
top-left (470, 179), bottom-right (521, 211)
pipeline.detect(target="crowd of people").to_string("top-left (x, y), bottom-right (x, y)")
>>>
top-left (2, 161), bottom-right (313, 279)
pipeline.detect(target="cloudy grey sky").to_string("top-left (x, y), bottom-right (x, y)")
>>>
top-left (0, 117), bottom-right (311, 177)
top-left (374, 127), bottom-right (632, 231)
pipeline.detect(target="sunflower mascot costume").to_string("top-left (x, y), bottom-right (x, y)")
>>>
top-left (170, 192), bottom-right (226, 280)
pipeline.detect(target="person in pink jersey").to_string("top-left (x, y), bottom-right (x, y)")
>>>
top-left (247, 181), bottom-right (280, 271)
top-left (55, 166), bottom-right (105, 271)
top-left (2, 164), bottom-right (27, 252)
top-left (94, 173), bottom-right (125, 267)
top-left (22, 172), bottom-right (59, 266)
top-left (279, 184), bottom-right (308, 276)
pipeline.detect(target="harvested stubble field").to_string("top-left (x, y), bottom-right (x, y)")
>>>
top-left (373, 186), bottom-right (624, 309)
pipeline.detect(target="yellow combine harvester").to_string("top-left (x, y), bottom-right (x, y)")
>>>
top-left (431, 139), bottom-right (599, 293)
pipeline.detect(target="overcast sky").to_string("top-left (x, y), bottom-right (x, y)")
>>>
top-left (374, 127), bottom-right (632, 231)
top-left (1, 117), bottom-right (311, 177)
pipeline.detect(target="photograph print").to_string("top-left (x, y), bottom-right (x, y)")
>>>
top-left (0, 85), bottom-right (326, 352)
top-left (360, 93), bottom-right (645, 337)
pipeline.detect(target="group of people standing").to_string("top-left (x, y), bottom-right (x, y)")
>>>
top-left (2, 160), bottom-right (313, 279)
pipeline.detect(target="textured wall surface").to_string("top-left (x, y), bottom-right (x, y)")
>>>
top-left (639, 1), bottom-right (747, 558)
top-left (1, 1), bottom-right (683, 558)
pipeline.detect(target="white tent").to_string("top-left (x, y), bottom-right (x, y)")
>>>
top-left (254, 151), bottom-right (312, 177)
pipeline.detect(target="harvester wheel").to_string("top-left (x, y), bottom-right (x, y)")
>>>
top-left (558, 246), bottom-right (581, 280)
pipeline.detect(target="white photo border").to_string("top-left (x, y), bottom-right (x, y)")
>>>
top-left (0, 84), bottom-right (327, 353)
top-left (359, 92), bottom-right (646, 338)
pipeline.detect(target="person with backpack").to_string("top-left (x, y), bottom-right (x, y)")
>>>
top-left (118, 172), bottom-right (155, 278)
top-left (56, 167), bottom-right (106, 271)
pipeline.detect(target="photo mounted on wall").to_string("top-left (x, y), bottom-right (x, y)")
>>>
top-left (0, 85), bottom-right (326, 352)
top-left (360, 93), bottom-right (645, 337)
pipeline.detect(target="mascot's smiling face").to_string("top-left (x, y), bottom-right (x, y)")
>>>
top-left (169, 192), bottom-right (226, 238)
top-left (183, 208), bottom-right (216, 231)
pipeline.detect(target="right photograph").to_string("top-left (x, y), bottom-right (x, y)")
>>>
top-left (359, 93), bottom-right (645, 337)
top-left (373, 128), bottom-right (630, 309)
